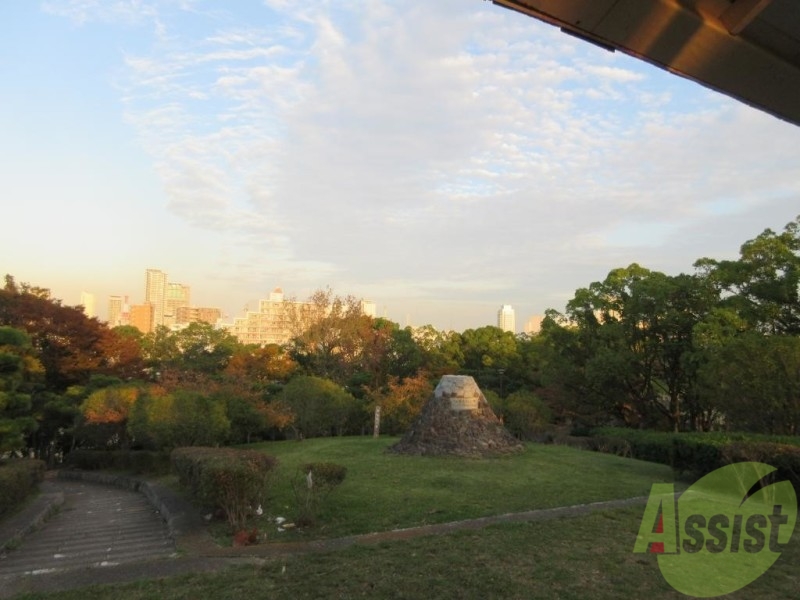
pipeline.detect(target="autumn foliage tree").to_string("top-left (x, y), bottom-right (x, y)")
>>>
top-left (370, 372), bottom-right (433, 435)
top-left (0, 276), bottom-right (111, 390)
top-left (77, 384), bottom-right (142, 448)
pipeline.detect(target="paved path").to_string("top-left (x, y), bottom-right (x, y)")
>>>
top-left (0, 479), bottom-right (175, 584)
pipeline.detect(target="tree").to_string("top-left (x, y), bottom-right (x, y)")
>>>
top-left (695, 215), bottom-right (800, 334)
top-left (546, 265), bottom-right (717, 431)
top-left (0, 278), bottom-right (111, 390)
top-left (281, 375), bottom-right (358, 438)
top-left (224, 344), bottom-right (297, 389)
top-left (77, 384), bottom-right (142, 448)
top-left (696, 333), bottom-right (800, 434)
top-left (502, 389), bottom-right (552, 440)
top-left (98, 326), bottom-right (145, 380)
top-left (171, 322), bottom-right (240, 374)
top-left (454, 326), bottom-right (522, 395)
top-left (128, 388), bottom-right (230, 449)
top-left (412, 324), bottom-right (461, 376)
top-left (370, 372), bottom-right (433, 435)
top-left (0, 327), bottom-right (42, 453)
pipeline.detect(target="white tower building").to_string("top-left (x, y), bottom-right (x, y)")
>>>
top-left (497, 304), bottom-right (515, 333)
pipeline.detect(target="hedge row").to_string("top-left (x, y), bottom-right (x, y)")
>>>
top-left (64, 449), bottom-right (171, 475)
top-left (589, 427), bottom-right (800, 488)
top-left (0, 459), bottom-right (45, 517)
top-left (171, 447), bottom-right (278, 530)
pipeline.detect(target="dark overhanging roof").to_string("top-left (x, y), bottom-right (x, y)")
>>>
top-left (492, 0), bottom-right (800, 128)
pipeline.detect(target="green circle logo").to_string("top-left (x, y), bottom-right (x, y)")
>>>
top-left (634, 462), bottom-right (797, 597)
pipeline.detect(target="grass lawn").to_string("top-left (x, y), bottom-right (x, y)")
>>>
top-left (236, 436), bottom-right (681, 540)
top-left (16, 505), bottom-right (800, 600)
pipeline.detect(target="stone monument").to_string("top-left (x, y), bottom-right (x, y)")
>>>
top-left (389, 375), bottom-right (523, 457)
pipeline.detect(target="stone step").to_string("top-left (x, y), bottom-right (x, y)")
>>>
top-left (0, 479), bottom-right (176, 579)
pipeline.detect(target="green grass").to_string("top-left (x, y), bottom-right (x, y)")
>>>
top-left (239, 436), bottom-right (681, 540)
top-left (16, 505), bottom-right (800, 600)
top-left (13, 439), bottom-right (797, 599)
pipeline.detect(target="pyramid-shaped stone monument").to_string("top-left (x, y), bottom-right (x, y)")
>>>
top-left (389, 375), bottom-right (523, 457)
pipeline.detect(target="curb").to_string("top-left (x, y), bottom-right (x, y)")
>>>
top-left (0, 489), bottom-right (64, 554)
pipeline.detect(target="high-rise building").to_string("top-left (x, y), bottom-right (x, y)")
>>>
top-left (80, 291), bottom-right (96, 318)
top-left (176, 306), bottom-right (222, 326)
top-left (497, 304), bottom-right (516, 333)
top-left (164, 282), bottom-right (191, 327)
top-left (145, 269), bottom-right (168, 330)
top-left (225, 287), bottom-right (315, 346)
top-left (130, 303), bottom-right (155, 334)
top-left (524, 315), bottom-right (544, 335)
top-left (108, 295), bottom-right (123, 327)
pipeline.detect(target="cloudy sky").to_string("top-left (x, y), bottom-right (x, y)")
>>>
top-left (2, 0), bottom-right (799, 332)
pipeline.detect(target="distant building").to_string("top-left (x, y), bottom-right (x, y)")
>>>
top-left (145, 269), bottom-right (168, 330)
top-left (524, 315), bottom-right (544, 335)
top-left (108, 295), bottom-right (123, 327)
top-left (361, 300), bottom-right (377, 318)
top-left (80, 291), bottom-right (96, 318)
top-left (225, 287), bottom-right (307, 346)
top-left (130, 303), bottom-right (154, 334)
top-left (176, 306), bottom-right (222, 326)
top-left (164, 282), bottom-right (191, 327)
top-left (497, 304), bottom-right (516, 333)
top-left (224, 287), bottom-right (375, 346)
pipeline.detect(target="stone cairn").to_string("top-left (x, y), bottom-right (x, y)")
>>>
top-left (389, 374), bottom-right (524, 458)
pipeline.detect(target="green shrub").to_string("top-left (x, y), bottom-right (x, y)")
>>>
top-left (722, 442), bottom-right (800, 491)
top-left (590, 428), bottom-right (800, 486)
top-left (587, 435), bottom-right (632, 457)
top-left (171, 447), bottom-right (278, 530)
top-left (502, 391), bottom-right (552, 440)
top-left (0, 459), bottom-right (45, 517)
top-left (293, 462), bottom-right (347, 527)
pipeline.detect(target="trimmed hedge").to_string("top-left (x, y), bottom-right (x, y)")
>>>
top-left (171, 447), bottom-right (278, 530)
top-left (64, 449), bottom-right (170, 475)
top-left (0, 459), bottom-right (45, 517)
top-left (589, 428), bottom-right (800, 489)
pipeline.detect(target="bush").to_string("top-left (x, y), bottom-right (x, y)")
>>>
top-left (293, 462), bottom-right (347, 527)
top-left (0, 459), bottom-right (45, 517)
top-left (590, 428), bottom-right (800, 486)
top-left (722, 442), bottom-right (800, 491)
top-left (129, 390), bottom-right (230, 450)
top-left (281, 376), bottom-right (358, 438)
top-left (64, 449), bottom-right (170, 475)
top-left (171, 447), bottom-right (277, 530)
top-left (502, 391), bottom-right (552, 440)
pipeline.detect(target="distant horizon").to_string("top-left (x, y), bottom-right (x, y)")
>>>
top-left (3, 1), bottom-right (799, 335)
top-left (16, 270), bottom-right (549, 334)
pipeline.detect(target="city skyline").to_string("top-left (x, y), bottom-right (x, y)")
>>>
top-left (77, 268), bottom-right (536, 334)
top-left (3, 1), bottom-right (799, 333)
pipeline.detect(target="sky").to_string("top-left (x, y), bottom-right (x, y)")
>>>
top-left (1, 0), bottom-right (799, 332)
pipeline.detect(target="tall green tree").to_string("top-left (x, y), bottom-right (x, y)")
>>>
top-left (696, 333), bottom-right (800, 435)
top-left (0, 327), bottom-right (42, 453)
top-left (695, 215), bottom-right (800, 334)
top-left (547, 265), bottom-right (717, 430)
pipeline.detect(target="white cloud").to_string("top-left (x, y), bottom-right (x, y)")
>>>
top-left (36, 0), bottom-right (800, 328)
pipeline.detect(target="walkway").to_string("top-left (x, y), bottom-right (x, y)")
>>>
top-left (0, 478), bottom-right (176, 596)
